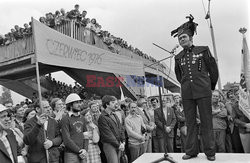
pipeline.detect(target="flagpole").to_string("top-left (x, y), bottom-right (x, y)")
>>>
top-left (32, 17), bottom-right (50, 163)
top-left (206, 0), bottom-right (222, 91)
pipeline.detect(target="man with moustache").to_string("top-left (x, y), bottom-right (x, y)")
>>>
top-left (125, 102), bottom-right (146, 162)
top-left (172, 15), bottom-right (218, 161)
top-left (0, 104), bottom-right (21, 163)
top-left (61, 93), bottom-right (88, 163)
top-left (23, 100), bottom-right (62, 163)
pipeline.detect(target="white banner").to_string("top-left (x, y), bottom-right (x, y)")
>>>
top-left (32, 18), bottom-right (144, 76)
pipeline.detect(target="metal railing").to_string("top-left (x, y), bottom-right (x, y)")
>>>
top-left (0, 20), bottom-right (167, 73)
top-left (0, 35), bottom-right (34, 63)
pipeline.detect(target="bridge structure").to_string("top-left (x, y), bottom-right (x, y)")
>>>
top-left (0, 19), bottom-right (180, 100)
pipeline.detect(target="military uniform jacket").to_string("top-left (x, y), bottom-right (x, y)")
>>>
top-left (174, 45), bottom-right (218, 99)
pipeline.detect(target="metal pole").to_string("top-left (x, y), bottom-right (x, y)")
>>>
top-left (32, 17), bottom-right (50, 163)
top-left (208, 0), bottom-right (222, 90)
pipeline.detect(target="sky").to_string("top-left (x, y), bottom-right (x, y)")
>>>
top-left (0, 0), bottom-right (249, 104)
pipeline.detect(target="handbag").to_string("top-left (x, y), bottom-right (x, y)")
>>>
top-left (120, 151), bottom-right (128, 163)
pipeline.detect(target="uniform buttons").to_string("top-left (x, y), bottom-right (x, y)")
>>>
top-left (188, 68), bottom-right (191, 71)
top-left (190, 76), bottom-right (192, 78)
top-left (188, 65), bottom-right (190, 67)
top-left (189, 72), bottom-right (192, 74)
top-left (187, 61), bottom-right (190, 63)
top-left (191, 80), bottom-right (193, 82)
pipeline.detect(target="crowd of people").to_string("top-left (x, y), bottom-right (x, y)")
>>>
top-left (0, 4), bottom-right (158, 65)
top-left (0, 85), bottom-right (249, 163)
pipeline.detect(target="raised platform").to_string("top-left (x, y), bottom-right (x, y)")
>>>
top-left (133, 153), bottom-right (250, 163)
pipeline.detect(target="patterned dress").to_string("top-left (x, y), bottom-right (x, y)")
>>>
top-left (86, 126), bottom-right (102, 163)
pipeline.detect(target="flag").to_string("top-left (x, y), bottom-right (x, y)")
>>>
top-left (120, 86), bottom-right (125, 101)
top-left (239, 28), bottom-right (250, 120)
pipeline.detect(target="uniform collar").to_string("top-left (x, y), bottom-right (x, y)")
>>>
top-left (184, 45), bottom-right (195, 52)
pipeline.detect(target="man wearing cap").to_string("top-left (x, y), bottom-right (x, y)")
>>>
top-left (0, 104), bottom-right (21, 163)
top-left (23, 100), bottom-right (62, 163)
top-left (61, 93), bottom-right (88, 163)
top-left (172, 15), bottom-right (218, 161)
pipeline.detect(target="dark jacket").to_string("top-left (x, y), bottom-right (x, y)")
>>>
top-left (154, 107), bottom-right (176, 138)
top-left (23, 116), bottom-right (62, 162)
top-left (174, 45), bottom-right (219, 99)
top-left (98, 110), bottom-right (125, 149)
top-left (0, 129), bottom-right (21, 163)
top-left (173, 104), bottom-right (186, 128)
top-left (232, 101), bottom-right (250, 134)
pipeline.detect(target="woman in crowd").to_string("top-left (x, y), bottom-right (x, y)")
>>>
top-left (50, 98), bottom-right (66, 121)
top-left (82, 109), bottom-right (102, 163)
top-left (88, 100), bottom-right (101, 125)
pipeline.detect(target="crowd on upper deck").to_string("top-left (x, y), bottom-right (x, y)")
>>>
top-left (0, 4), bottom-right (159, 65)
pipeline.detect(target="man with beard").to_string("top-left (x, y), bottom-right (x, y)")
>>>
top-left (172, 15), bottom-right (218, 161)
top-left (0, 104), bottom-right (21, 163)
top-left (61, 93), bottom-right (88, 163)
top-left (23, 100), bottom-right (62, 163)
top-left (125, 102), bottom-right (146, 162)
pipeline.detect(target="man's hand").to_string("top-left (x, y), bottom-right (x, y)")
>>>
top-left (139, 135), bottom-right (145, 142)
top-left (37, 113), bottom-right (47, 125)
top-left (165, 126), bottom-right (171, 133)
top-left (119, 143), bottom-right (125, 151)
top-left (245, 123), bottom-right (250, 129)
top-left (79, 149), bottom-right (87, 159)
top-left (44, 139), bottom-right (53, 150)
top-left (212, 109), bottom-right (221, 115)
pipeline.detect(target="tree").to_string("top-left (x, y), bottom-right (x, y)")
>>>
top-left (0, 86), bottom-right (13, 104)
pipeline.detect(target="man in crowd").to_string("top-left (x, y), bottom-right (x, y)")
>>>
top-left (67, 4), bottom-right (81, 20)
top-left (13, 105), bottom-right (25, 132)
top-left (98, 95), bottom-right (125, 163)
top-left (125, 102), bottom-right (146, 162)
top-left (61, 93), bottom-right (88, 163)
top-left (149, 97), bottom-right (159, 152)
top-left (3, 101), bottom-right (14, 112)
top-left (0, 104), bottom-right (21, 163)
top-left (173, 15), bottom-right (218, 161)
top-left (154, 96), bottom-right (176, 153)
top-left (23, 100), bottom-right (62, 163)
top-left (173, 94), bottom-right (186, 152)
top-left (136, 97), bottom-right (155, 153)
top-left (211, 90), bottom-right (227, 152)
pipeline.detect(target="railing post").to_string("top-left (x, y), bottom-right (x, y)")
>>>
top-left (70, 20), bottom-right (73, 38)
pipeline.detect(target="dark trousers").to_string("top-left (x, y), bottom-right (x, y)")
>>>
top-left (213, 129), bottom-right (226, 152)
top-left (231, 126), bottom-right (244, 153)
top-left (157, 136), bottom-right (174, 153)
top-left (183, 97), bottom-right (215, 157)
top-left (152, 135), bottom-right (159, 153)
top-left (128, 143), bottom-right (145, 162)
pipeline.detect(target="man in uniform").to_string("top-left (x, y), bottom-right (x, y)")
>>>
top-left (172, 15), bottom-right (218, 161)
